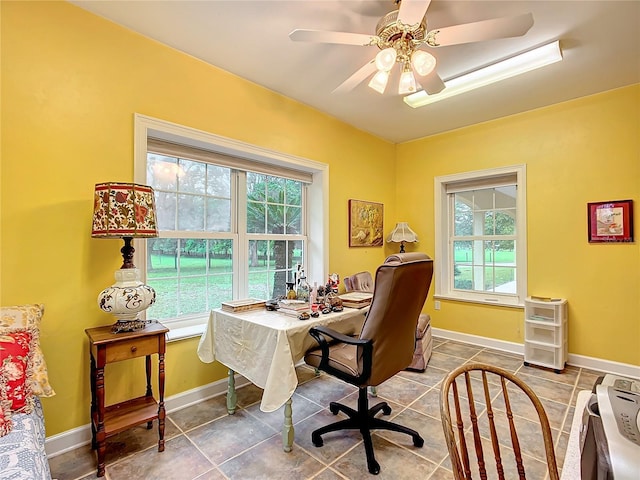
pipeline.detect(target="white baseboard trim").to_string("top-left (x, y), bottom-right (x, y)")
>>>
top-left (45, 374), bottom-right (251, 458)
top-left (432, 327), bottom-right (640, 379)
top-left (432, 327), bottom-right (524, 356)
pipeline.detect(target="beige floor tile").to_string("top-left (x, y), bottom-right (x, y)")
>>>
top-left (50, 337), bottom-right (608, 480)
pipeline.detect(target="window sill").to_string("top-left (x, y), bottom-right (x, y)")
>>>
top-left (166, 323), bottom-right (207, 342)
top-left (434, 294), bottom-right (524, 309)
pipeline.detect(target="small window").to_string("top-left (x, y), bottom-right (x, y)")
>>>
top-left (435, 166), bottom-right (527, 307)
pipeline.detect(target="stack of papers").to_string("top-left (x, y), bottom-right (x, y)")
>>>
top-left (339, 292), bottom-right (373, 308)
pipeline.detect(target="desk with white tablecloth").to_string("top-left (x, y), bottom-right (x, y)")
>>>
top-left (197, 306), bottom-right (367, 451)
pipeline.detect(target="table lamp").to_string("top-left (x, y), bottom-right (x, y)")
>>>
top-left (386, 222), bottom-right (418, 253)
top-left (91, 182), bottom-right (159, 332)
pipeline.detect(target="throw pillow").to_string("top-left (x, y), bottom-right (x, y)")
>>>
top-left (0, 373), bottom-right (13, 437)
top-left (0, 329), bottom-right (35, 413)
top-left (0, 304), bottom-right (55, 397)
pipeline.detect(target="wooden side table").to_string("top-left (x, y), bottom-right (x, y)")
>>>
top-left (85, 322), bottom-right (169, 477)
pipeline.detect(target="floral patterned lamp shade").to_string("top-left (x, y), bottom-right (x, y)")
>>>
top-left (91, 182), bottom-right (159, 332)
top-left (386, 222), bottom-right (419, 253)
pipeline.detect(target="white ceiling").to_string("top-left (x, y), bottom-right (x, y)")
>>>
top-left (71, 0), bottom-right (640, 143)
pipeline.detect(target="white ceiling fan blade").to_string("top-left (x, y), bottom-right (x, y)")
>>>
top-left (289, 29), bottom-right (377, 46)
top-left (419, 72), bottom-right (446, 95)
top-left (428, 13), bottom-right (534, 47)
top-left (397, 0), bottom-right (432, 26)
top-left (332, 59), bottom-right (378, 93)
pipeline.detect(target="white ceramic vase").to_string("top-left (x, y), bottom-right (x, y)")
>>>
top-left (98, 268), bottom-right (156, 321)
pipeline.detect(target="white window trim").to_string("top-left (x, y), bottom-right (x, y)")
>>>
top-left (434, 164), bottom-right (527, 308)
top-left (133, 114), bottom-right (329, 339)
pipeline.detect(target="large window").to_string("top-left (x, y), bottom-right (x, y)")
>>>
top-left (434, 165), bottom-right (527, 307)
top-left (134, 115), bottom-right (327, 338)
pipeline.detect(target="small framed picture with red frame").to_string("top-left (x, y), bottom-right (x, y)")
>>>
top-left (587, 199), bottom-right (634, 243)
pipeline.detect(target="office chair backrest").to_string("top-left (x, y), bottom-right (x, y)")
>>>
top-left (359, 252), bottom-right (433, 386)
top-left (440, 363), bottom-right (559, 480)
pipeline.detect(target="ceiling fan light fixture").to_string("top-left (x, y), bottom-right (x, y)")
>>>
top-left (398, 68), bottom-right (417, 94)
top-left (411, 50), bottom-right (436, 76)
top-left (404, 40), bottom-right (563, 107)
top-left (375, 47), bottom-right (397, 71)
top-left (368, 69), bottom-right (390, 94)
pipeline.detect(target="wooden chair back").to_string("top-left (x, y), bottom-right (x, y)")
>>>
top-left (440, 363), bottom-right (559, 480)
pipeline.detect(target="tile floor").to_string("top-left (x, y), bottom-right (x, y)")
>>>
top-left (49, 337), bottom-right (603, 480)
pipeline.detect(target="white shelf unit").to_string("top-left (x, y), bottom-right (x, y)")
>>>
top-left (523, 297), bottom-right (567, 373)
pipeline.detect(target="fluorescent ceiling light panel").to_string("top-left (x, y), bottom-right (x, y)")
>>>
top-left (404, 41), bottom-right (562, 108)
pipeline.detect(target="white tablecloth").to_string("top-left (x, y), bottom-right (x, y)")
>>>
top-left (197, 307), bottom-right (367, 412)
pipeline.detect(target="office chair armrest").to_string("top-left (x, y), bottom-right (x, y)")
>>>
top-left (309, 325), bottom-right (369, 346)
top-left (309, 326), bottom-right (373, 384)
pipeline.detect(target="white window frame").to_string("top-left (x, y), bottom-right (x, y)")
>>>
top-left (434, 165), bottom-right (527, 308)
top-left (133, 114), bottom-right (329, 339)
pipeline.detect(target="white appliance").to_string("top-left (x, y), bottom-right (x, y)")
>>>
top-left (580, 374), bottom-right (640, 479)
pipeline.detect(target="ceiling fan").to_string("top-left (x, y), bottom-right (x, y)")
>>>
top-left (289, 0), bottom-right (534, 96)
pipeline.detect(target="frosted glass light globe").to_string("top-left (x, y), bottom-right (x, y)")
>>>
top-left (411, 50), bottom-right (437, 76)
top-left (375, 48), bottom-right (397, 71)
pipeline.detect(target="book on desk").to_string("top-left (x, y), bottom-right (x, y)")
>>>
top-left (339, 292), bottom-right (373, 309)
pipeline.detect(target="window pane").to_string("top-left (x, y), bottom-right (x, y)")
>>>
top-left (147, 154), bottom-right (179, 190)
top-left (495, 267), bottom-right (516, 293)
top-left (495, 211), bottom-right (515, 235)
top-left (247, 201), bottom-right (266, 233)
top-left (285, 206), bottom-right (301, 234)
top-left (208, 273), bottom-right (233, 307)
top-left (454, 198), bottom-right (473, 236)
top-left (206, 165), bottom-right (230, 197)
top-left (473, 189), bottom-right (494, 210)
top-left (495, 186), bottom-right (516, 208)
top-left (147, 278), bottom-right (178, 319)
top-left (206, 198), bottom-right (231, 232)
top-left (484, 266), bottom-right (495, 291)
top-left (155, 192), bottom-right (177, 230)
top-left (248, 239), bottom-right (301, 300)
top-left (148, 238), bottom-right (178, 277)
top-left (178, 276), bottom-right (207, 315)
top-left (177, 194), bottom-right (205, 230)
top-left (247, 172), bottom-right (266, 201)
top-left (180, 240), bottom-right (207, 276)
top-left (483, 211), bottom-right (495, 235)
top-left (286, 179), bottom-right (302, 206)
top-left (266, 203), bottom-right (285, 234)
top-left (179, 158), bottom-right (206, 194)
top-left (267, 177), bottom-right (285, 203)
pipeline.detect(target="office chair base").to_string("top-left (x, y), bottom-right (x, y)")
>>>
top-left (311, 388), bottom-right (424, 475)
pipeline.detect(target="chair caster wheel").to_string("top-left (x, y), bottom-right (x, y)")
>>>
top-left (329, 403), bottom-right (340, 415)
top-left (524, 361), bottom-right (529, 367)
top-left (381, 404), bottom-right (391, 415)
top-left (413, 436), bottom-right (424, 448)
top-left (367, 460), bottom-right (380, 475)
top-left (312, 433), bottom-right (323, 447)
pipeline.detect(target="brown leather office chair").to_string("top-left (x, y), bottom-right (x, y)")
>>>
top-left (440, 363), bottom-right (559, 480)
top-left (343, 271), bottom-right (374, 292)
top-left (304, 252), bottom-right (434, 475)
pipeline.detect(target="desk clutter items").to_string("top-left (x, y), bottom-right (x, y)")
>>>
top-left (277, 299), bottom-right (310, 317)
top-left (339, 291), bottom-right (373, 309)
top-left (221, 298), bottom-right (266, 313)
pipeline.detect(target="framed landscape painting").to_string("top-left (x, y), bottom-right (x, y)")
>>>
top-left (587, 199), bottom-right (634, 243)
top-left (349, 199), bottom-right (384, 247)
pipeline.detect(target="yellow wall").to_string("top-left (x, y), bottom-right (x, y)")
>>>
top-left (0, 1), bottom-right (395, 436)
top-left (1, 1), bottom-right (638, 441)
top-left (397, 85), bottom-right (640, 366)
